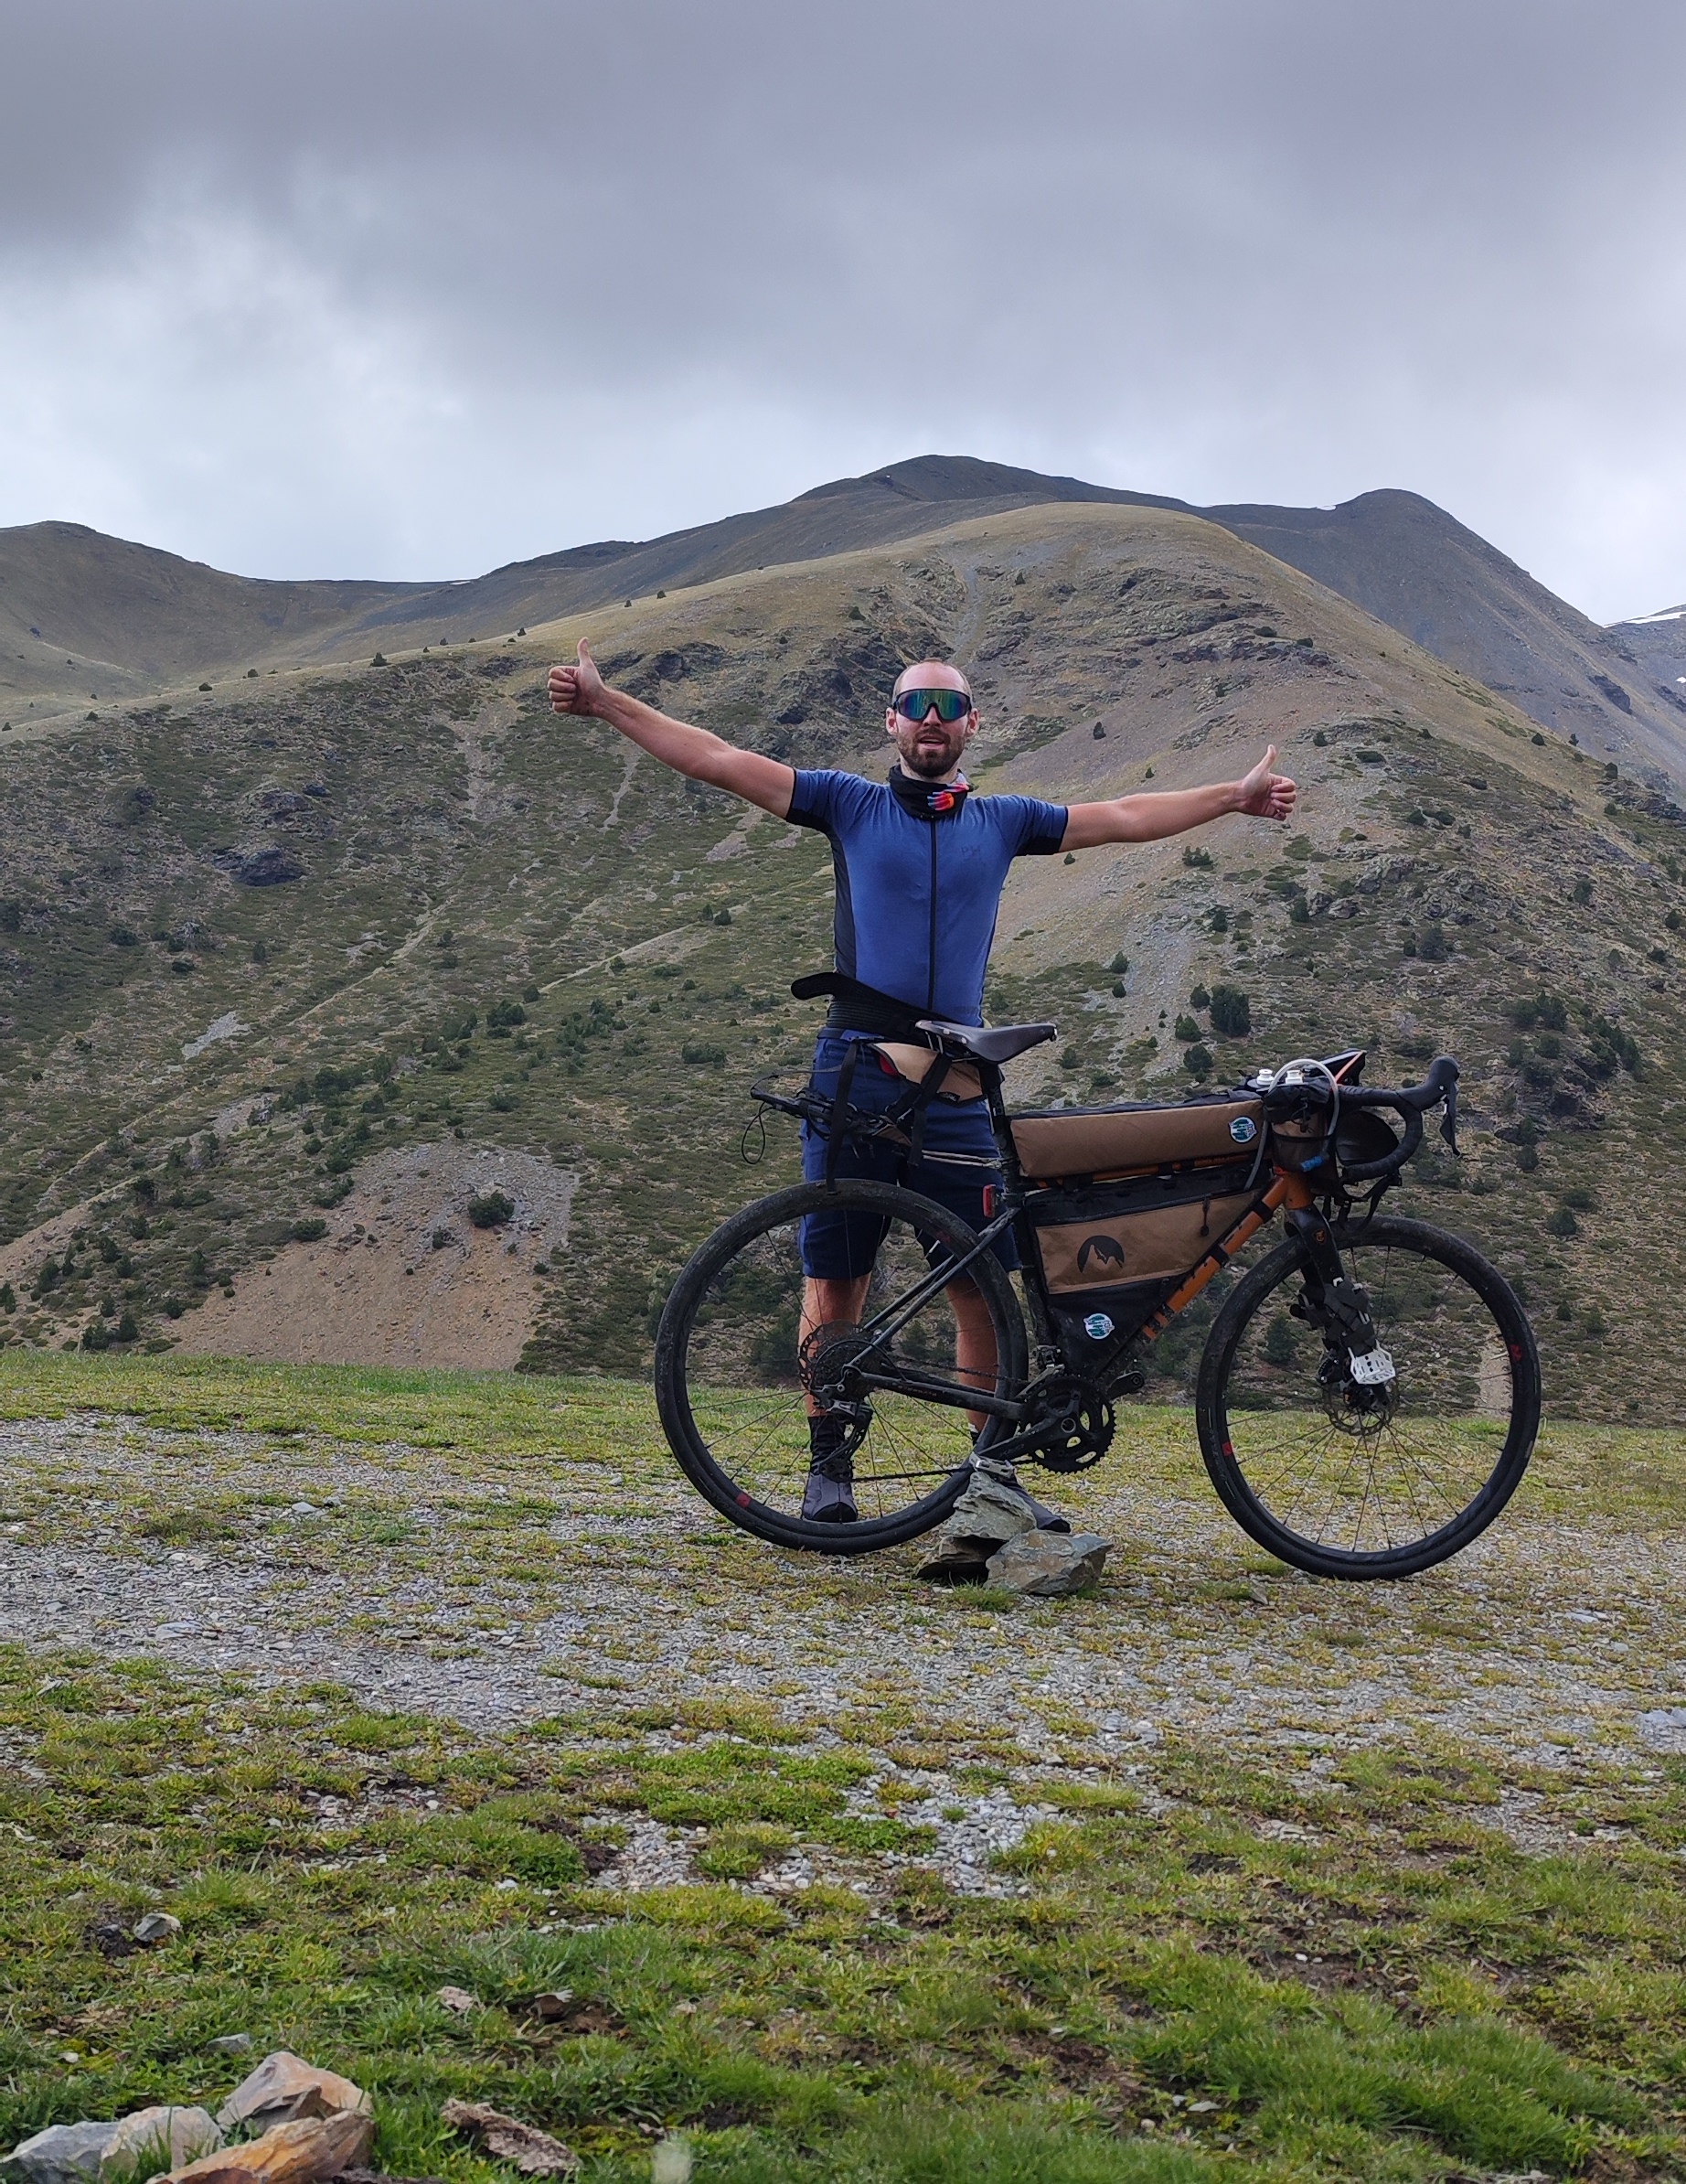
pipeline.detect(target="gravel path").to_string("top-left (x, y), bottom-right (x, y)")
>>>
top-left (5, 1412), bottom-right (1683, 1815)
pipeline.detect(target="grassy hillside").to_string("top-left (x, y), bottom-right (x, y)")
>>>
top-left (0, 501), bottom-right (1681, 1417)
top-left (0, 460), bottom-right (1166, 719)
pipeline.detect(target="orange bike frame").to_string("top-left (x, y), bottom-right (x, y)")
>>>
top-left (1136, 1168), bottom-right (1318, 1344)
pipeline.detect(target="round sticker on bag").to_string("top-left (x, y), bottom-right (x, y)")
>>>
top-left (1083, 1312), bottom-right (1115, 1341)
top-left (1230, 1116), bottom-right (1258, 1142)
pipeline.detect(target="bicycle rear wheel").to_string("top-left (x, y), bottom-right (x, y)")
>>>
top-left (1195, 1215), bottom-right (1540, 1579)
top-left (655, 1180), bottom-right (1028, 1553)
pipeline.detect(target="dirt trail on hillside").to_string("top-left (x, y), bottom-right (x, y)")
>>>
top-left (174, 1141), bottom-right (575, 1368)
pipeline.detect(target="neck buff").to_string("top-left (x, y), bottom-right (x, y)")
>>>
top-left (888, 765), bottom-right (971, 819)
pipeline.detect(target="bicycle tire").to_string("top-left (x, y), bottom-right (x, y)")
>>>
top-left (655, 1179), bottom-right (1029, 1554)
top-left (1195, 1215), bottom-right (1540, 1579)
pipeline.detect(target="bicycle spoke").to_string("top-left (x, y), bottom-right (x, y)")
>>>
top-left (666, 1183), bottom-right (1002, 1539)
top-left (1206, 1218), bottom-right (1532, 1571)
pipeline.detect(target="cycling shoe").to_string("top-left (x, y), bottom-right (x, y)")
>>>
top-left (802, 1455), bottom-right (859, 1524)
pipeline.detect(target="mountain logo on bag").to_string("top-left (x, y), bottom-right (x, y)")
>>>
top-left (1076, 1233), bottom-right (1127, 1272)
top-left (1230, 1116), bottom-right (1257, 1142)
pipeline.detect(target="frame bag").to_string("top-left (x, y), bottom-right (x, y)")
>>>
top-left (1027, 1158), bottom-right (1260, 1356)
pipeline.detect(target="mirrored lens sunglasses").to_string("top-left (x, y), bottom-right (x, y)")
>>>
top-left (891, 687), bottom-right (972, 724)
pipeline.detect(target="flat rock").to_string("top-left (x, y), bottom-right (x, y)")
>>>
top-left (101, 2108), bottom-right (219, 2179)
top-left (214, 2056), bottom-right (369, 2137)
top-left (228, 846), bottom-right (304, 888)
top-left (986, 1529), bottom-right (1111, 1597)
top-left (439, 2102), bottom-right (577, 2177)
top-left (916, 1469), bottom-right (1039, 1578)
top-left (1637, 1706), bottom-right (1686, 1750)
top-left (3, 2122), bottom-right (120, 2184)
top-left (164, 2114), bottom-right (372, 2184)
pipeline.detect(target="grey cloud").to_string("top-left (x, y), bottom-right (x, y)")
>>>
top-left (3, 1), bottom-right (1685, 616)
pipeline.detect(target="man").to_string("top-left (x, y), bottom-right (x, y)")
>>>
top-left (549, 639), bottom-right (1296, 1524)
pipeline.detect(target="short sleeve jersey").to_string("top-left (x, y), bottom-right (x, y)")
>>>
top-left (785, 769), bottom-right (1068, 1025)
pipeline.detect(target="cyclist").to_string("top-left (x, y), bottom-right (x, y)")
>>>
top-left (549, 640), bottom-right (1296, 1523)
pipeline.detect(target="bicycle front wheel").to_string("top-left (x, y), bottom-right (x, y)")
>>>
top-left (655, 1180), bottom-right (1029, 1554)
top-left (1196, 1215), bottom-right (1540, 1579)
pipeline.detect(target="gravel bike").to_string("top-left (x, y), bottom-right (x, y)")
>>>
top-left (654, 1003), bottom-right (1541, 1580)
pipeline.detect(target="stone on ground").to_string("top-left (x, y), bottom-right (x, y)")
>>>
top-left (439, 2101), bottom-right (579, 2177)
top-left (915, 1470), bottom-right (1038, 1579)
top-left (101, 2109), bottom-right (219, 2179)
top-left (987, 1529), bottom-right (1110, 1597)
top-left (165, 2113), bottom-right (373, 2184)
top-left (215, 2055), bottom-right (369, 2136)
top-left (3, 2123), bottom-right (120, 2184)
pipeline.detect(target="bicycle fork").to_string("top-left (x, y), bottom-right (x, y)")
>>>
top-left (1283, 1205), bottom-right (1396, 1390)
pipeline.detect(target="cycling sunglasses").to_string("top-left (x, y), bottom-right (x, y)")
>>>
top-left (891, 687), bottom-right (973, 724)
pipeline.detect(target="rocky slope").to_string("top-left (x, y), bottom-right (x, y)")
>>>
top-left (0, 498), bottom-right (1680, 1417)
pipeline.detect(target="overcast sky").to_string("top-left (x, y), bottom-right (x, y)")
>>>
top-left (3, 1), bottom-right (1682, 621)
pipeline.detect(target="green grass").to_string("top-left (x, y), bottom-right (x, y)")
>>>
top-left (2, 1643), bottom-right (1681, 2181)
top-left (2, 1357), bottom-right (1684, 2179)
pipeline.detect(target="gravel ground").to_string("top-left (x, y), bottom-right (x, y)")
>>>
top-left (4, 1409), bottom-right (1684, 1884)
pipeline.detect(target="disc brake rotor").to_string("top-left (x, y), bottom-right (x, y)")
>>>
top-left (1317, 1347), bottom-right (1401, 1432)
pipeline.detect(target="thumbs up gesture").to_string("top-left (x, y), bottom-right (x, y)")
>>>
top-left (548, 638), bottom-right (605, 718)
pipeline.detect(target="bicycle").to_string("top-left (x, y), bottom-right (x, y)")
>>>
top-left (654, 1000), bottom-right (1542, 1580)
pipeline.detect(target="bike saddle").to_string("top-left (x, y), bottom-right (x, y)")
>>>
top-left (915, 1017), bottom-right (1059, 1064)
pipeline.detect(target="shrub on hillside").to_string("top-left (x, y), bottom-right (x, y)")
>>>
top-left (1183, 1044), bottom-right (1213, 1080)
top-left (1208, 984), bottom-right (1252, 1039)
top-left (1513, 993), bottom-right (1568, 1032)
top-left (291, 1218), bottom-right (327, 1242)
top-left (468, 1190), bottom-right (516, 1229)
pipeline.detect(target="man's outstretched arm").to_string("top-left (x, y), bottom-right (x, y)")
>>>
top-left (1060, 744), bottom-right (1297, 851)
top-left (548, 639), bottom-right (795, 818)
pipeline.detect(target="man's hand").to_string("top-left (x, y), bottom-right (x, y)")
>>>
top-left (548, 638), bottom-right (605, 718)
top-left (1237, 744), bottom-right (1297, 820)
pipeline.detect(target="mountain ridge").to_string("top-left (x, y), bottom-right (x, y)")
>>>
top-left (3, 457), bottom-right (1683, 795)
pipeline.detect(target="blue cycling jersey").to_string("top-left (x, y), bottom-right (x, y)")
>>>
top-left (786, 768), bottom-right (1068, 1024)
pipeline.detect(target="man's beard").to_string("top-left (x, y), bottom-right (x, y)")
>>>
top-left (898, 732), bottom-right (959, 779)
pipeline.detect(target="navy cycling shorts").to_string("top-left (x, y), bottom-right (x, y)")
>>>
top-left (798, 1031), bottom-right (1020, 1280)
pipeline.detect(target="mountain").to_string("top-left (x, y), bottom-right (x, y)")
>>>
top-left (0, 495), bottom-right (1681, 1421)
top-left (1206, 490), bottom-right (1686, 792)
top-left (0, 461), bottom-right (1168, 718)
top-left (1607, 603), bottom-right (1686, 715)
top-left (0, 520), bottom-right (432, 715)
top-left (6, 462), bottom-right (1683, 799)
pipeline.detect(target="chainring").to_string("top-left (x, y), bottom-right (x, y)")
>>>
top-left (1019, 1373), bottom-right (1115, 1472)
